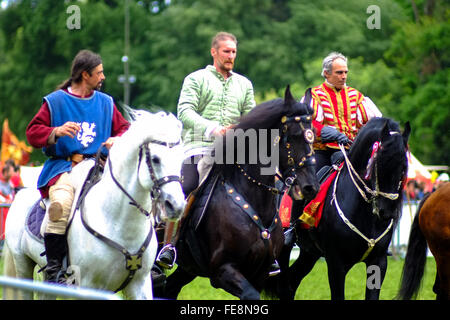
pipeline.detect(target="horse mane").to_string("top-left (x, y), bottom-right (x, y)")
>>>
top-left (212, 97), bottom-right (311, 170)
top-left (120, 105), bottom-right (182, 145)
top-left (233, 98), bottom-right (286, 131)
top-left (234, 98), bottom-right (311, 131)
top-left (349, 117), bottom-right (401, 170)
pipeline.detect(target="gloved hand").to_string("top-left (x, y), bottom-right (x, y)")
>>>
top-left (320, 126), bottom-right (350, 145)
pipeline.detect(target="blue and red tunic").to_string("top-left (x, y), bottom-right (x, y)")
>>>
top-left (26, 89), bottom-right (129, 197)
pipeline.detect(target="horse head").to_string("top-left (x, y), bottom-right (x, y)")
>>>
top-left (111, 110), bottom-right (186, 222)
top-left (349, 118), bottom-right (410, 221)
top-left (278, 86), bottom-right (319, 201)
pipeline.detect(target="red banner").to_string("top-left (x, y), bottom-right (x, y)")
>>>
top-left (1, 119), bottom-right (32, 166)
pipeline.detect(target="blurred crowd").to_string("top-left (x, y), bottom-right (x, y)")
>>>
top-left (403, 172), bottom-right (449, 203)
top-left (0, 158), bottom-right (24, 204)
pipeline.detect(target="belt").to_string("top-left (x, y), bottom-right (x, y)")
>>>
top-left (67, 153), bottom-right (94, 166)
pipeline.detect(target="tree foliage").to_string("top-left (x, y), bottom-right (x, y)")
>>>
top-left (0, 0), bottom-right (448, 165)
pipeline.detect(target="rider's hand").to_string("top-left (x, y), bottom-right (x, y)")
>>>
top-left (103, 137), bottom-right (117, 149)
top-left (212, 126), bottom-right (227, 136)
top-left (55, 121), bottom-right (81, 139)
top-left (321, 126), bottom-right (349, 145)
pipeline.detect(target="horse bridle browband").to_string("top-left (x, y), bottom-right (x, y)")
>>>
top-left (138, 141), bottom-right (182, 204)
top-left (79, 139), bottom-right (182, 292)
top-left (279, 114), bottom-right (316, 191)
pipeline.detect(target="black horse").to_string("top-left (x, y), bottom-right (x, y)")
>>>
top-left (155, 86), bottom-right (319, 300)
top-left (267, 117), bottom-right (410, 300)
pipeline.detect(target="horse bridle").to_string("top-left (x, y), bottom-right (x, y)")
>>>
top-left (277, 114), bottom-right (316, 193)
top-left (138, 140), bottom-right (182, 210)
top-left (107, 139), bottom-right (182, 218)
top-left (236, 114), bottom-right (316, 195)
top-left (338, 141), bottom-right (401, 217)
top-left (331, 136), bottom-right (404, 262)
top-left (79, 139), bottom-right (182, 292)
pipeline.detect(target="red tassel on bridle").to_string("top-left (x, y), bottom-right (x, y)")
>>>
top-left (365, 141), bottom-right (380, 180)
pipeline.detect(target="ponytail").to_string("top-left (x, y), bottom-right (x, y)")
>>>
top-left (56, 78), bottom-right (72, 90)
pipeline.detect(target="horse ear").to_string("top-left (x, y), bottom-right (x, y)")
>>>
top-left (284, 85), bottom-right (295, 104)
top-left (402, 121), bottom-right (411, 147)
top-left (380, 120), bottom-right (390, 140)
top-left (304, 88), bottom-right (313, 114)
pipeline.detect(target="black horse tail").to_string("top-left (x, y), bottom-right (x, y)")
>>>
top-left (261, 271), bottom-right (282, 300)
top-left (396, 194), bottom-right (431, 300)
top-left (261, 243), bottom-right (294, 300)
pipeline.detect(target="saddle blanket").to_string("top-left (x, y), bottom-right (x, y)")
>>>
top-left (26, 200), bottom-right (46, 241)
top-left (299, 168), bottom-right (338, 229)
top-left (24, 159), bottom-right (97, 242)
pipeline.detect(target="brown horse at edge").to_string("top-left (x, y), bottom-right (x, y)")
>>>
top-left (398, 181), bottom-right (450, 300)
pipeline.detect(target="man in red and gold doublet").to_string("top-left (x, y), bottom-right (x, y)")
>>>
top-left (310, 83), bottom-right (368, 151)
top-left (296, 52), bottom-right (380, 228)
top-left (303, 52), bottom-right (381, 171)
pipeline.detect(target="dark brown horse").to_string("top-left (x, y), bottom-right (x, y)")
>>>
top-left (398, 181), bottom-right (450, 300)
top-left (155, 86), bottom-right (319, 300)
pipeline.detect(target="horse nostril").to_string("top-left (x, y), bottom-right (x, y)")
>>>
top-left (165, 200), bottom-right (175, 215)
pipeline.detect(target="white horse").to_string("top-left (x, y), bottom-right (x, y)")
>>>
top-left (3, 110), bottom-right (186, 299)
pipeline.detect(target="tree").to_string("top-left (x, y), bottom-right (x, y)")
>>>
top-left (385, 0), bottom-right (449, 164)
top-left (0, 0), bottom-right (447, 165)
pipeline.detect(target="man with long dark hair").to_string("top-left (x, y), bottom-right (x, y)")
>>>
top-left (26, 49), bottom-right (129, 284)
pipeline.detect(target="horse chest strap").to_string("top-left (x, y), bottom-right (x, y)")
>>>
top-left (126, 253), bottom-right (143, 271)
top-left (223, 181), bottom-right (278, 240)
top-left (79, 200), bottom-right (152, 292)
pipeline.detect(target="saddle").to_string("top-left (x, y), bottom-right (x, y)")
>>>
top-left (25, 158), bottom-right (103, 242)
top-left (174, 168), bottom-right (221, 277)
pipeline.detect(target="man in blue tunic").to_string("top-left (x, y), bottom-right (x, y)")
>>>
top-left (26, 50), bottom-right (130, 283)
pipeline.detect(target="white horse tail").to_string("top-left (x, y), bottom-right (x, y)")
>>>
top-left (2, 243), bottom-right (19, 299)
top-left (3, 243), bottom-right (16, 277)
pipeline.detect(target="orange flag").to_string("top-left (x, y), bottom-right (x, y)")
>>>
top-left (1, 119), bottom-right (33, 166)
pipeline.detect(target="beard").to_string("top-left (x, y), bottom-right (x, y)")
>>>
top-left (95, 81), bottom-right (103, 91)
top-left (219, 60), bottom-right (234, 72)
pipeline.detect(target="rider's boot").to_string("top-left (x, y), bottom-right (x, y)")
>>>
top-left (155, 220), bottom-right (179, 269)
top-left (44, 173), bottom-right (74, 285)
top-left (43, 233), bottom-right (68, 284)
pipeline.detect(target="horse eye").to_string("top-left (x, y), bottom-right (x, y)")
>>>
top-left (152, 156), bottom-right (161, 165)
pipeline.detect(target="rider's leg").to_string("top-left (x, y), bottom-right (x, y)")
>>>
top-left (181, 155), bottom-right (201, 197)
top-left (44, 172), bottom-right (75, 284)
top-left (155, 156), bottom-right (200, 269)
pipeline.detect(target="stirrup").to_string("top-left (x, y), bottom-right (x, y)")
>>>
top-left (268, 260), bottom-right (281, 277)
top-left (284, 226), bottom-right (297, 247)
top-left (156, 244), bottom-right (177, 269)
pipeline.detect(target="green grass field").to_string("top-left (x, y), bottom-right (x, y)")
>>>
top-left (174, 257), bottom-right (437, 300)
top-left (0, 252), bottom-right (437, 300)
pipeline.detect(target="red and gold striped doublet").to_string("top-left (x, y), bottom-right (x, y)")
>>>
top-left (311, 82), bottom-right (369, 150)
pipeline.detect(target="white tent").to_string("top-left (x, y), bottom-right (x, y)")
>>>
top-left (19, 165), bottom-right (42, 188)
top-left (406, 152), bottom-right (433, 192)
